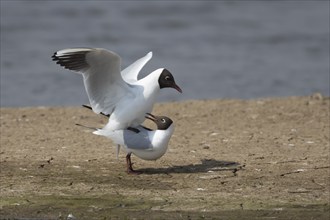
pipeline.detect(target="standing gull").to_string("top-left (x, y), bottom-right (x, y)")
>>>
top-left (78, 113), bottom-right (174, 174)
top-left (52, 48), bottom-right (182, 131)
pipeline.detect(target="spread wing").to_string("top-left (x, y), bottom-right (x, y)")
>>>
top-left (121, 52), bottom-right (152, 83)
top-left (52, 48), bottom-right (133, 115)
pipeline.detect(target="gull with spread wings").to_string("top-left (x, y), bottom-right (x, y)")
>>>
top-left (52, 48), bottom-right (182, 131)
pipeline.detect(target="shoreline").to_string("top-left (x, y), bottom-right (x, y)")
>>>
top-left (1, 93), bottom-right (328, 109)
top-left (1, 95), bottom-right (329, 219)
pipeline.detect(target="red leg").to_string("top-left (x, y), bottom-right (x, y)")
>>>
top-left (126, 153), bottom-right (141, 175)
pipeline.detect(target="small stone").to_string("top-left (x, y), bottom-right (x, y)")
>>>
top-left (67, 213), bottom-right (76, 220)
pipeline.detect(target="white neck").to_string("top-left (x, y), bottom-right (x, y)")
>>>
top-left (151, 124), bottom-right (175, 148)
top-left (137, 68), bottom-right (163, 98)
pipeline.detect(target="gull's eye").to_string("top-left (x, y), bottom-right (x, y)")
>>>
top-left (161, 118), bottom-right (166, 123)
top-left (165, 76), bottom-right (170, 80)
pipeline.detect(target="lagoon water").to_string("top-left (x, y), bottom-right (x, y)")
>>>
top-left (1, 1), bottom-right (329, 107)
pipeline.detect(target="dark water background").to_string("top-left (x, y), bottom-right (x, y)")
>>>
top-left (1, 1), bottom-right (329, 107)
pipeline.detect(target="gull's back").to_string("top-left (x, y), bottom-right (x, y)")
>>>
top-left (93, 126), bottom-right (153, 150)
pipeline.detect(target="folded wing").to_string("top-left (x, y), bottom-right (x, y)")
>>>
top-left (93, 126), bottom-right (152, 150)
top-left (123, 128), bottom-right (152, 150)
top-left (52, 48), bottom-right (133, 115)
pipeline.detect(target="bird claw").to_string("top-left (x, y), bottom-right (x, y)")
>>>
top-left (127, 168), bottom-right (142, 175)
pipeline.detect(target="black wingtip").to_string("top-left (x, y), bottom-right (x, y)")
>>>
top-left (82, 104), bottom-right (110, 118)
top-left (51, 50), bottom-right (89, 71)
top-left (140, 125), bottom-right (153, 131)
top-left (51, 52), bottom-right (58, 60)
top-left (82, 104), bottom-right (92, 110)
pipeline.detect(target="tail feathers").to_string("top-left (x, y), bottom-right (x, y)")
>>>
top-left (75, 123), bottom-right (98, 131)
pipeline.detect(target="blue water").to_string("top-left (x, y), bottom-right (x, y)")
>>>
top-left (1, 1), bottom-right (329, 107)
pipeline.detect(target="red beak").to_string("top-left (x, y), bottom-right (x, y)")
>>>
top-left (173, 83), bottom-right (182, 93)
top-left (145, 113), bottom-right (156, 121)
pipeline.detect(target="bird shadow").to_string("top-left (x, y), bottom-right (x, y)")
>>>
top-left (138, 159), bottom-right (242, 175)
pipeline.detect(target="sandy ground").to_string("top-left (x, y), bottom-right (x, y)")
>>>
top-left (0, 95), bottom-right (329, 219)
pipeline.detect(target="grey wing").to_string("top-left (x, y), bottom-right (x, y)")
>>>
top-left (121, 52), bottom-right (152, 83)
top-left (52, 48), bottom-right (134, 115)
top-left (123, 129), bottom-right (152, 150)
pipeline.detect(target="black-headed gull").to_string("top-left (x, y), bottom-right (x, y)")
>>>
top-left (77, 113), bottom-right (174, 174)
top-left (52, 48), bottom-right (182, 130)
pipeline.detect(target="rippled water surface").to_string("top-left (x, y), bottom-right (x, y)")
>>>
top-left (1, 1), bottom-right (329, 106)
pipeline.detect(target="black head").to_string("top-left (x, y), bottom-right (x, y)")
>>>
top-left (145, 113), bottom-right (173, 130)
top-left (158, 69), bottom-right (182, 93)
